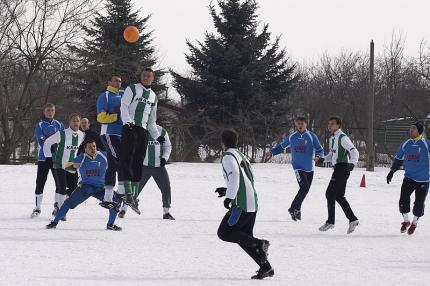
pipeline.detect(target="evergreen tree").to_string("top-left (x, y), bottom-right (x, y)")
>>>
top-left (71, 0), bottom-right (165, 112)
top-left (171, 0), bottom-right (298, 161)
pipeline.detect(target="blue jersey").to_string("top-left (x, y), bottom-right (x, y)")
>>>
top-left (74, 151), bottom-right (108, 188)
top-left (271, 130), bottom-right (324, 172)
top-left (96, 86), bottom-right (123, 136)
top-left (35, 118), bottom-right (64, 161)
top-left (395, 138), bottom-right (430, 182)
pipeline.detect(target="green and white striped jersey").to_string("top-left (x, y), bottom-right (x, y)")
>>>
top-left (143, 125), bottom-right (171, 167)
top-left (120, 83), bottom-right (160, 139)
top-left (43, 128), bottom-right (85, 169)
top-left (221, 148), bottom-right (258, 212)
top-left (325, 129), bottom-right (359, 166)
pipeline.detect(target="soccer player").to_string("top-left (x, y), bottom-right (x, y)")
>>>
top-left (46, 140), bottom-right (122, 231)
top-left (77, 118), bottom-right (105, 155)
top-left (386, 122), bottom-right (430, 235)
top-left (96, 75), bottom-right (123, 209)
top-left (216, 129), bottom-right (274, 280)
top-left (118, 68), bottom-right (165, 214)
top-left (118, 124), bottom-right (174, 220)
top-left (31, 103), bottom-right (64, 217)
top-left (267, 116), bottom-right (323, 221)
top-left (43, 113), bottom-right (85, 218)
top-left (318, 116), bottom-right (360, 234)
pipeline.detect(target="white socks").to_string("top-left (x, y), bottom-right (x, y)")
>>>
top-left (402, 213), bottom-right (409, 222)
top-left (403, 213), bottom-right (420, 225)
top-left (412, 216), bottom-right (419, 225)
top-left (57, 194), bottom-right (66, 209)
top-left (117, 182), bottom-right (125, 195)
top-left (163, 207), bottom-right (170, 215)
top-left (104, 186), bottom-right (114, 202)
top-left (35, 194), bottom-right (43, 210)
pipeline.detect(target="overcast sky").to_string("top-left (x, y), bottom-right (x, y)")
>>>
top-left (135, 0), bottom-right (430, 81)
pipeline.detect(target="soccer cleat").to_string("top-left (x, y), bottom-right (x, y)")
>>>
top-left (294, 210), bottom-right (302, 221)
top-left (400, 221), bottom-right (411, 233)
top-left (106, 224), bottom-right (122, 231)
top-left (407, 223), bottom-right (417, 235)
top-left (118, 210), bottom-right (126, 218)
top-left (52, 203), bottom-right (58, 216)
top-left (288, 208), bottom-right (297, 221)
top-left (31, 209), bottom-right (41, 218)
top-left (319, 223), bottom-right (335, 232)
top-left (251, 266), bottom-right (274, 280)
top-left (46, 221), bottom-right (58, 229)
top-left (347, 220), bottom-right (359, 234)
top-left (99, 201), bottom-right (117, 210)
top-left (163, 213), bottom-right (175, 220)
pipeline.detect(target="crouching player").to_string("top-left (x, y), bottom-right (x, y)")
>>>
top-left (46, 140), bottom-right (122, 231)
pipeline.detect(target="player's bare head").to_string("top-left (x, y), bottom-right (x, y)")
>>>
top-left (295, 116), bottom-right (307, 131)
top-left (80, 118), bottom-right (90, 131)
top-left (221, 128), bottom-right (239, 150)
top-left (84, 139), bottom-right (97, 156)
top-left (43, 103), bottom-right (55, 119)
top-left (328, 116), bottom-right (342, 133)
top-left (68, 113), bottom-right (81, 131)
top-left (108, 75), bottom-right (122, 89)
top-left (410, 122), bottom-right (424, 138)
top-left (140, 67), bottom-right (155, 86)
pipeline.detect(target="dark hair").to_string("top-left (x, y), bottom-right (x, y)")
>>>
top-left (110, 75), bottom-right (121, 80)
top-left (295, 116), bottom-right (307, 123)
top-left (328, 116), bottom-right (342, 127)
top-left (412, 122), bottom-right (424, 135)
top-left (68, 113), bottom-right (81, 121)
top-left (141, 67), bottom-right (155, 75)
top-left (221, 128), bottom-right (239, 149)
top-left (83, 139), bottom-right (96, 147)
top-left (43, 103), bottom-right (55, 110)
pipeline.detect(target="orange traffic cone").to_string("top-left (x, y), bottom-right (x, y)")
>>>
top-left (360, 174), bottom-right (366, 188)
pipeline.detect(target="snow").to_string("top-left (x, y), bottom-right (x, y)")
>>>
top-left (2, 163), bottom-right (430, 286)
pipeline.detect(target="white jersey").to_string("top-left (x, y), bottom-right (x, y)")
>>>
top-left (43, 128), bottom-right (85, 169)
top-left (143, 125), bottom-right (171, 167)
top-left (120, 83), bottom-right (160, 139)
top-left (324, 129), bottom-right (359, 166)
top-left (221, 148), bottom-right (258, 212)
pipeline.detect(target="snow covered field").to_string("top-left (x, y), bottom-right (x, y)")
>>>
top-left (2, 163), bottom-right (430, 286)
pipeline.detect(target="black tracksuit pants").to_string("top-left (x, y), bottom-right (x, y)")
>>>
top-left (325, 163), bottom-right (358, 224)
top-left (53, 168), bottom-right (78, 196)
top-left (290, 170), bottom-right (314, 211)
top-left (35, 160), bottom-right (56, 195)
top-left (101, 134), bottom-right (123, 187)
top-left (217, 211), bottom-right (266, 266)
top-left (137, 165), bottom-right (171, 208)
top-left (399, 177), bottom-right (429, 217)
top-left (119, 126), bottom-right (148, 182)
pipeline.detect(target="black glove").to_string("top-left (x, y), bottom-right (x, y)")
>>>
top-left (157, 136), bottom-right (165, 144)
top-left (160, 158), bottom-right (167, 167)
top-left (223, 198), bottom-right (232, 210)
top-left (386, 171), bottom-right (394, 184)
top-left (215, 187), bottom-right (227, 197)
top-left (347, 163), bottom-right (355, 172)
top-left (123, 122), bottom-right (134, 130)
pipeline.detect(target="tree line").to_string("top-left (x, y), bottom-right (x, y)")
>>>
top-left (0, 0), bottom-right (429, 164)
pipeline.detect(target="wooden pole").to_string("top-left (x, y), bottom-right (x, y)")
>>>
top-left (366, 40), bottom-right (375, 171)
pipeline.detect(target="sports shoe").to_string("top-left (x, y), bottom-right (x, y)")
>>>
top-left (31, 209), bottom-right (41, 218)
top-left (118, 210), bottom-right (126, 218)
top-left (288, 208), bottom-right (297, 221)
top-left (163, 213), bottom-right (175, 220)
top-left (407, 223), bottom-right (417, 235)
top-left (251, 265), bottom-right (274, 280)
top-left (124, 194), bottom-right (141, 215)
top-left (106, 224), bottom-right (122, 231)
top-left (46, 221), bottom-right (58, 229)
top-left (347, 220), bottom-right (359, 234)
top-left (400, 221), bottom-right (411, 233)
top-left (99, 201), bottom-right (119, 212)
top-left (319, 223), bottom-right (335, 232)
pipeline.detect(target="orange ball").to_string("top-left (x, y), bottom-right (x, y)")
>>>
top-left (123, 26), bottom-right (140, 43)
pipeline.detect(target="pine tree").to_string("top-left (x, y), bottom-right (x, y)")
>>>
top-left (71, 0), bottom-right (165, 111)
top-left (171, 0), bottom-right (298, 160)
